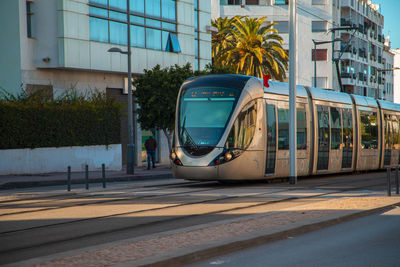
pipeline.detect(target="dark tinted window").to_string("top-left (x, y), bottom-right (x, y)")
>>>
top-left (360, 110), bottom-right (378, 149)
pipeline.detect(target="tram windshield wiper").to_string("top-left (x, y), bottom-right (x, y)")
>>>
top-left (181, 116), bottom-right (199, 151)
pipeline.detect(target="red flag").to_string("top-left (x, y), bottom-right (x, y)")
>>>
top-left (263, 74), bottom-right (270, 88)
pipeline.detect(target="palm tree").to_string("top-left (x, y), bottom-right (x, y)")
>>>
top-left (212, 16), bottom-right (288, 81)
top-left (211, 16), bottom-right (237, 66)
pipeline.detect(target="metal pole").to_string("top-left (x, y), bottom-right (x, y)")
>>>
top-left (289, 0), bottom-right (297, 184)
top-left (396, 166), bottom-right (399, 195)
top-left (387, 167), bottom-right (391, 196)
top-left (67, 166), bottom-right (71, 191)
top-left (102, 163), bottom-right (106, 188)
top-left (126, 0), bottom-right (135, 174)
top-left (314, 41), bottom-right (316, 87)
top-left (85, 164), bottom-right (89, 190)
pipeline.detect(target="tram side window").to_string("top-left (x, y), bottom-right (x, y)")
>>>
top-left (330, 107), bottom-right (342, 149)
top-left (297, 104), bottom-right (307, 150)
top-left (394, 116), bottom-right (400, 149)
top-left (278, 107), bottom-right (289, 149)
top-left (384, 114), bottom-right (394, 149)
top-left (278, 105), bottom-right (307, 150)
top-left (342, 108), bottom-right (353, 148)
top-left (226, 101), bottom-right (257, 149)
top-left (360, 111), bottom-right (378, 149)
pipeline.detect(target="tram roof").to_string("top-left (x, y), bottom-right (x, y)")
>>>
top-left (377, 99), bottom-right (400, 112)
top-left (264, 81), bottom-right (308, 98)
top-left (352, 94), bottom-right (379, 108)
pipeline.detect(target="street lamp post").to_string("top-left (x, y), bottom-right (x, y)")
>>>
top-left (289, 0), bottom-right (297, 184)
top-left (312, 38), bottom-right (342, 87)
top-left (108, 0), bottom-right (135, 174)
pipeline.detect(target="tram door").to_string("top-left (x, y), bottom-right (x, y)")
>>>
top-left (341, 109), bottom-right (353, 169)
top-left (265, 103), bottom-right (276, 175)
top-left (317, 105), bottom-right (330, 170)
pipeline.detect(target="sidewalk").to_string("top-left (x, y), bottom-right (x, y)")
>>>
top-left (0, 165), bottom-right (173, 190)
top-left (8, 193), bottom-right (400, 267)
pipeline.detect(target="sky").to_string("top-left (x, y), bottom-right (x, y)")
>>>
top-left (372, 0), bottom-right (400, 49)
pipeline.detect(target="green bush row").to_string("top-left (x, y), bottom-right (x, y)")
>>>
top-left (0, 89), bottom-right (122, 149)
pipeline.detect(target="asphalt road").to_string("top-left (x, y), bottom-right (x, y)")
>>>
top-left (190, 206), bottom-right (400, 267)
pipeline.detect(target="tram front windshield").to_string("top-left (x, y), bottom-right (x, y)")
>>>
top-left (178, 87), bottom-right (240, 155)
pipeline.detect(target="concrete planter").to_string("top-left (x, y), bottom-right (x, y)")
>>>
top-left (0, 144), bottom-right (122, 175)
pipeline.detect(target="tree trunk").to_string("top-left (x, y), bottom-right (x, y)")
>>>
top-left (162, 128), bottom-right (173, 154)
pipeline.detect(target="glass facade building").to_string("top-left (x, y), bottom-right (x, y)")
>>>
top-left (89, 0), bottom-right (180, 52)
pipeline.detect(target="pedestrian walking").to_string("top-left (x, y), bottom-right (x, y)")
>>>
top-left (144, 136), bottom-right (157, 170)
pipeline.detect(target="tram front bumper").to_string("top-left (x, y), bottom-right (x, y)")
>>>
top-left (172, 164), bottom-right (219, 180)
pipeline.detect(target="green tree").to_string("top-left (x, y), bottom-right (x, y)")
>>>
top-left (133, 63), bottom-right (233, 152)
top-left (212, 16), bottom-right (288, 80)
top-left (133, 64), bottom-right (193, 152)
top-left (211, 16), bottom-right (237, 66)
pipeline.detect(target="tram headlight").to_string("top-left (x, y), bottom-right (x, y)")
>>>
top-left (224, 152), bottom-right (233, 161)
top-left (170, 152), bottom-right (177, 160)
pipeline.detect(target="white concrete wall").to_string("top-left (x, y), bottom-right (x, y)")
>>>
top-left (0, 144), bottom-right (122, 175)
top-left (392, 49), bottom-right (400, 103)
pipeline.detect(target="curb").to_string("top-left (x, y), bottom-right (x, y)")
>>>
top-left (128, 201), bottom-right (400, 267)
top-left (0, 174), bottom-right (173, 190)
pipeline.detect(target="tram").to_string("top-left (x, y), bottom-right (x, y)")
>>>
top-left (170, 74), bottom-right (400, 181)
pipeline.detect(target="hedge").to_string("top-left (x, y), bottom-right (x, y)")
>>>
top-left (0, 89), bottom-right (122, 149)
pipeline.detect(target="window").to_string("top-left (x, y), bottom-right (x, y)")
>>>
top-left (26, 1), bottom-right (33, 38)
top-left (360, 110), bottom-right (378, 149)
top-left (227, 0), bottom-right (241, 4)
top-left (227, 101), bottom-right (257, 150)
top-left (275, 0), bottom-right (289, 4)
top-left (246, 0), bottom-right (259, 4)
top-left (274, 21), bottom-right (289, 34)
top-left (312, 49), bottom-right (327, 61)
top-left (312, 0), bottom-right (327, 5)
top-left (330, 107), bottom-right (342, 149)
top-left (194, 0), bottom-right (200, 70)
top-left (317, 105), bottom-right (329, 170)
top-left (265, 103), bottom-right (276, 174)
top-left (342, 108), bottom-right (353, 168)
top-left (88, 0), bottom-right (179, 52)
top-left (278, 104), bottom-right (307, 150)
top-left (312, 21), bottom-right (327, 32)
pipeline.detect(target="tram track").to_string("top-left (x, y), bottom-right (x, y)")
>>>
top-left (0, 174), bottom-right (389, 259)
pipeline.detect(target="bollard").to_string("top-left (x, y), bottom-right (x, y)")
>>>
top-left (387, 167), bottom-right (391, 196)
top-left (67, 166), bottom-right (71, 191)
top-left (396, 166), bottom-right (399, 195)
top-left (102, 163), bottom-right (106, 188)
top-left (85, 164), bottom-right (89, 190)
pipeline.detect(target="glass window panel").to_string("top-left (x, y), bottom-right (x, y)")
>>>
top-left (194, 10), bottom-right (198, 31)
top-left (162, 22), bottom-right (176, 31)
top-left (90, 0), bottom-right (108, 6)
top-left (342, 108), bottom-right (353, 169)
top-left (162, 0), bottom-right (176, 20)
top-left (274, 21), bottom-right (289, 33)
top-left (146, 28), bottom-right (161, 50)
top-left (89, 6), bottom-right (108, 17)
top-left (194, 0), bottom-right (198, 9)
top-left (360, 111), bottom-right (378, 149)
top-left (131, 0), bottom-right (144, 14)
top-left (278, 107), bottom-right (289, 150)
top-left (194, 58), bottom-right (199, 71)
top-left (90, 17), bottom-right (109, 43)
top-left (195, 40), bottom-right (199, 57)
top-left (109, 10), bottom-right (126, 22)
top-left (130, 15), bottom-right (144, 25)
top-left (110, 21), bottom-right (127, 45)
top-left (162, 31), bottom-right (169, 51)
top-left (131, 25), bottom-right (145, 47)
top-left (146, 18), bottom-right (161, 28)
top-left (297, 104), bottom-right (307, 150)
top-left (317, 105), bottom-right (330, 170)
top-left (145, 0), bottom-right (161, 18)
top-left (330, 107), bottom-right (342, 149)
top-left (265, 104), bottom-right (276, 174)
top-left (170, 33), bottom-right (181, 52)
top-left (109, 0), bottom-right (127, 11)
